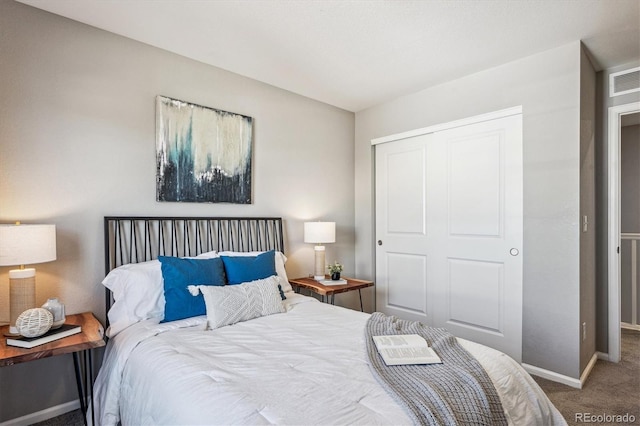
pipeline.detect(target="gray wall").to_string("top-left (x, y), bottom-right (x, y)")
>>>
top-left (595, 61), bottom-right (640, 352)
top-left (620, 124), bottom-right (640, 325)
top-left (355, 41), bottom-right (584, 379)
top-left (0, 1), bottom-right (355, 422)
top-left (579, 46), bottom-right (597, 373)
top-left (621, 124), bottom-right (640, 234)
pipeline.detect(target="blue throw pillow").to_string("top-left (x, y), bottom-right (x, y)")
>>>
top-left (159, 256), bottom-right (226, 322)
top-left (221, 250), bottom-right (277, 285)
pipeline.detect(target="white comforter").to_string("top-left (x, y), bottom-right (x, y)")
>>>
top-left (93, 293), bottom-right (566, 425)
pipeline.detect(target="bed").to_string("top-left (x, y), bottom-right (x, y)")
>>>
top-left (92, 216), bottom-right (566, 425)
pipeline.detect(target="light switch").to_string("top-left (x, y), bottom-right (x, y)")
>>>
top-left (582, 215), bottom-right (588, 232)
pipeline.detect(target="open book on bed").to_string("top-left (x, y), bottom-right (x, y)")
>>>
top-left (372, 334), bottom-right (442, 366)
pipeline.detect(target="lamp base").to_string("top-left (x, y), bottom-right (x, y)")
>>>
top-left (314, 245), bottom-right (326, 281)
top-left (9, 268), bottom-right (36, 334)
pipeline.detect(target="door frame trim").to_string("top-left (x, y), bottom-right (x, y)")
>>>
top-left (608, 101), bottom-right (640, 363)
top-left (371, 106), bottom-right (522, 146)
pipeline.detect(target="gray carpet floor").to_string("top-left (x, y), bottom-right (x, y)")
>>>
top-left (31, 330), bottom-right (639, 426)
top-left (533, 328), bottom-right (640, 426)
top-left (30, 409), bottom-right (84, 426)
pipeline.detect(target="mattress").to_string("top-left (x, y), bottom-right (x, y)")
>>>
top-left (93, 293), bottom-right (566, 425)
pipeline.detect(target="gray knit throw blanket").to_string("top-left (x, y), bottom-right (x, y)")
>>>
top-left (365, 312), bottom-right (508, 426)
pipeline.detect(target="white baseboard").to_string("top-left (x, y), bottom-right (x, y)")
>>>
top-left (522, 363), bottom-right (582, 388)
top-left (622, 322), bottom-right (640, 331)
top-left (596, 351), bottom-right (610, 362)
top-left (579, 353), bottom-right (599, 386)
top-left (0, 399), bottom-right (80, 426)
top-left (523, 352), bottom-right (599, 389)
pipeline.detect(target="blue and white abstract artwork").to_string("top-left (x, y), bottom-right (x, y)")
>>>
top-left (156, 96), bottom-right (253, 203)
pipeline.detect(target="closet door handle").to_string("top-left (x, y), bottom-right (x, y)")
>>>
top-left (378, 240), bottom-right (383, 246)
top-left (510, 248), bottom-right (519, 256)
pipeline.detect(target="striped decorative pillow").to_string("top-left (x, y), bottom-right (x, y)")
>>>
top-left (189, 275), bottom-right (285, 329)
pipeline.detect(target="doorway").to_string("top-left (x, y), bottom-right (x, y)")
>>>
top-left (620, 112), bottom-right (640, 332)
top-left (608, 102), bottom-right (640, 363)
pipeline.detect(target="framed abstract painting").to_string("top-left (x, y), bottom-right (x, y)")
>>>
top-left (156, 96), bottom-right (253, 204)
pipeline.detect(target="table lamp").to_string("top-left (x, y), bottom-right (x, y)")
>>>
top-left (304, 222), bottom-right (335, 281)
top-left (0, 223), bottom-right (57, 334)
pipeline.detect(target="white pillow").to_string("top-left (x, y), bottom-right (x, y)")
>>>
top-left (102, 250), bottom-right (218, 337)
top-left (218, 250), bottom-right (292, 292)
top-left (189, 276), bottom-right (285, 329)
top-left (102, 259), bottom-right (163, 337)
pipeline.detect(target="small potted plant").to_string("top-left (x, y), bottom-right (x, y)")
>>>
top-left (327, 261), bottom-right (343, 280)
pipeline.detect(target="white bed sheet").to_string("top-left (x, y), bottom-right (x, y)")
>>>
top-left (93, 293), bottom-right (566, 425)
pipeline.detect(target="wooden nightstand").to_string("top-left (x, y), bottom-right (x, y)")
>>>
top-left (0, 312), bottom-right (105, 425)
top-left (289, 276), bottom-right (374, 311)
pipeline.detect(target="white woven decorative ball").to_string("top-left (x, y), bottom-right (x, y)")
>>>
top-left (16, 308), bottom-right (53, 338)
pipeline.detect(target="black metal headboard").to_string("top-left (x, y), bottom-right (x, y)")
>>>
top-left (103, 216), bottom-right (284, 314)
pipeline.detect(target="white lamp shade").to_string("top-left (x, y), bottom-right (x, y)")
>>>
top-left (0, 224), bottom-right (57, 267)
top-left (304, 222), bottom-right (336, 244)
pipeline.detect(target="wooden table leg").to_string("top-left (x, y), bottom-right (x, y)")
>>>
top-left (72, 349), bottom-right (95, 426)
top-left (72, 351), bottom-right (87, 426)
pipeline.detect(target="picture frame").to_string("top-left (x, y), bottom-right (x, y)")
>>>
top-left (155, 96), bottom-right (253, 204)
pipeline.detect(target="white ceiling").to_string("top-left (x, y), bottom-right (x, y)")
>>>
top-left (18, 0), bottom-right (640, 112)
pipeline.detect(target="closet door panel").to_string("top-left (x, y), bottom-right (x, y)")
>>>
top-left (375, 111), bottom-right (522, 362)
top-left (375, 134), bottom-right (432, 324)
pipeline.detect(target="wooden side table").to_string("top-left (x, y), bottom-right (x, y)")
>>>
top-left (289, 276), bottom-right (374, 311)
top-left (0, 312), bottom-right (105, 426)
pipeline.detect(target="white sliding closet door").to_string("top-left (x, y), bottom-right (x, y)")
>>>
top-left (375, 112), bottom-right (523, 361)
top-left (375, 134), bottom-right (433, 325)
